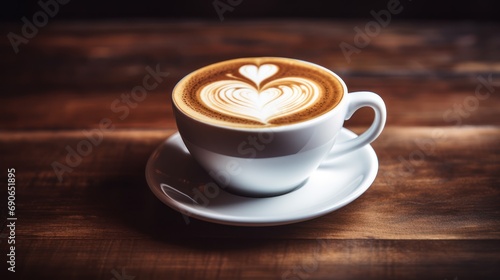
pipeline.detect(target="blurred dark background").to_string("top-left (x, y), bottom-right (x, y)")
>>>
top-left (1, 0), bottom-right (499, 21)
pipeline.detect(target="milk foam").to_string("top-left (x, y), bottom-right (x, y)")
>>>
top-left (173, 57), bottom-right (343, 128)
top-left (199, 64), bottom-right (320, 124)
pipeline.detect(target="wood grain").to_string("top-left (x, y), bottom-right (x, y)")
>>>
top-left (2, 74), bottom-right (499, 130)
top-left (1, 127), bottom-right (499, 240)
top-left (12, 239), bottom-right (500, 280)
top-left (1, 21), bottom-right (499, 129)
top-left (0, 20), bottom-right (499, 279)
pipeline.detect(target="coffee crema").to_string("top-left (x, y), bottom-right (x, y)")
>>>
top-left (173, 57), bottom-right (344, 128)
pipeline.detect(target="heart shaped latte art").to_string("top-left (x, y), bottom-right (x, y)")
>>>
top-left (199, 64), bottom-right (321, 124)
top-left (238, 64), bottom-right (278, 87)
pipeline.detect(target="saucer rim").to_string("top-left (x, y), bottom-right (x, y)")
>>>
top-left (145, 128), bottom-right (378, 226)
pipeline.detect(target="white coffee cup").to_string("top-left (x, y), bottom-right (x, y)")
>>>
top-left (172, 58), bottom-right (386, 197)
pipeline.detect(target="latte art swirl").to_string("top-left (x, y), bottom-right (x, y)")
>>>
top-left (173, 57), bottom-right (343, 128)
top-left (200, 65), bottom-right (320, 124)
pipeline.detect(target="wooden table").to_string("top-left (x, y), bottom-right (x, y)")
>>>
top-left (1, 20), bottom-right (499, 279)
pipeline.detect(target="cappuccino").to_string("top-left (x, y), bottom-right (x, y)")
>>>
top-left (173, 57), bottom-right (343, 128)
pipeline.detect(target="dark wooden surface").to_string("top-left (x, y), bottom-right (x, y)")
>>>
top-left (1, 20), bottom-right (499, 279)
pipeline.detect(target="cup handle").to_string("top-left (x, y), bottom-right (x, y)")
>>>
top-left (329, 91), bottom-right (386, 157)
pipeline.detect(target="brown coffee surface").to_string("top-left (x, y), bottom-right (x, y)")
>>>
top-left (173, 57), bottom-right (344, 128)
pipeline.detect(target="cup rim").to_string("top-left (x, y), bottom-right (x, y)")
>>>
top-left (172, 56), bottom-right (348, 132)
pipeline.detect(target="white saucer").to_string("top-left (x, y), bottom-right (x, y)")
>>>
top-left (145, 128), bottom-right (378, 226)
